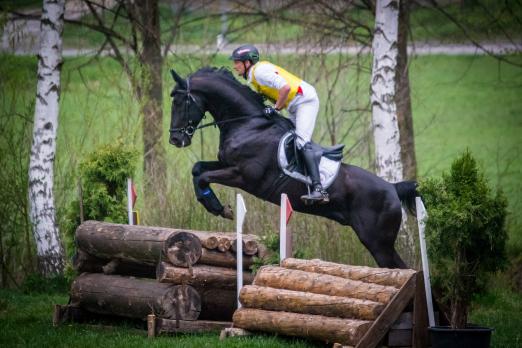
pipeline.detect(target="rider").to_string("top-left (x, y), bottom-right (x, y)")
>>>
top-left (230, 44), bottom-right (329, 204)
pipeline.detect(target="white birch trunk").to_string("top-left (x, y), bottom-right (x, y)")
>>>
top-left (28, 0), bottom-right (65, 276)
top-left (371, 1), bottom-right (416, 266)
top-left (371, 0), bottom-right (403, 183)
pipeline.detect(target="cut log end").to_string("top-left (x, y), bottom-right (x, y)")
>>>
top-left (164, 232), bottom-right (202, 267)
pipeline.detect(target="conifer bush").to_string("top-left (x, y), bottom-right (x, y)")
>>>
top-left (419, 150), bottom-right (508, 329)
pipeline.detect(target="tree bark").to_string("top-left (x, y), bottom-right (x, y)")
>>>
top-left (281, 258), bottom-right (415, 288)
top-left (240, 285), bottom-right (384, 320)
top-left (75, 221), bottom-right (200, 267)
top-left (233, 308), bottom-right (372, 346)
top-left (199, 249), bottom-right (254, 269)
top-left (157, 262), bottom-right (254, 289)
top-left (135, 0), bottom-right (167, 213)
top-left (371, 0), bottom-right (403, 182)
top-left (396, 0), bottom-right (417, 180)
top-left (253, 266), bottom-right (398, 303)
top-left (72, 249), bottom-right (156, 278)
top-left (28, 0), bottom-right (66, 276)
top-left (70, 273), bottom-right (201, 320)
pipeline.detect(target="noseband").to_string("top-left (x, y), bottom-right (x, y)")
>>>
top-left (169, 78), bottom-right (205, 137)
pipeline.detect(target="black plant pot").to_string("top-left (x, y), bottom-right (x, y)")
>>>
top-left (429, 325), bottom-right (493, 348)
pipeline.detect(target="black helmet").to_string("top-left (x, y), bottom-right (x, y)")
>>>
top-left (229, 45), bottom-right (260, 64)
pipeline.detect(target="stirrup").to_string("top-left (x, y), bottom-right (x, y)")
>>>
top-left (301, 186), bottom-right (330, 205)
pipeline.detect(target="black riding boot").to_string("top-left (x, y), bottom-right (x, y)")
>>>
top-left (300, 142), bottom-right (329, 204)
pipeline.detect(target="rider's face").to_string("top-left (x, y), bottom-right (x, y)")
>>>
top-left (233, 60), bottom-right (250, 76)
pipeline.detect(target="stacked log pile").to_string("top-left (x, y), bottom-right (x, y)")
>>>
top-left (233, 258), bottom-right (417, 347)
top-left (70, 220), bottom-right (264, 323)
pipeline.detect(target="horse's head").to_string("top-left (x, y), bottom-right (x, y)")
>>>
top-left (169, 69), bottom-right (205, 147)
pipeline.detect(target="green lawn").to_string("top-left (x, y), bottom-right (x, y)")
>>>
top-left (1, 278), bottom-right (520, 348)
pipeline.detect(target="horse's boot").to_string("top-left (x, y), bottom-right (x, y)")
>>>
top-left (300, 142), bottom-right (330, 204)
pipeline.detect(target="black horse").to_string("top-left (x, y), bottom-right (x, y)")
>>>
top-left (169, 67), bottom-right (417, 269)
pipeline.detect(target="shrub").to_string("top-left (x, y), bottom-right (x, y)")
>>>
top-left (63, 141), bottom-right (138, 256)
top-left (419, 150), bottom-right (508, 329)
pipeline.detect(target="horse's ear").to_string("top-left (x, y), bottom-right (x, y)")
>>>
top-left (170, 69), bottom-right (187, 89)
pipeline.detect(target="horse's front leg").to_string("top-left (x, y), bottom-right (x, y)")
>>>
top-left (192, 161), bottom-right (243, 219)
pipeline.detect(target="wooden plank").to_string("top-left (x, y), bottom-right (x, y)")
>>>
top-left (412, 271), bottom-right (429, 348)
top-left (355, 272), bottom-right (417, 348)
top-left (155, 318), bottom-right (232, 335)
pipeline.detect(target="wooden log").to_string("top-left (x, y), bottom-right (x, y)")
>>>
top-left (199, 249), bottom-right (253, 269)
top-left (231, 239), bottom-right (258, 256)
top-left (253, 266), bottom-right (398, 303)
top-left (148, 314), bottom-right (231, 337)
top-left (70, 273), bottom-right (201, 320)
top-left (233, 308), bottom-right (372, 346)
top-left (197, 288), bottom-right (238, 321)
top-left (72, 249), bottom-right (156, 278)
top-left (239, 285), bottom-right (384, 320)
top-left (163, 231), bottom-right (202, 267)
top-left (157, 262), bottom-right (254, 289)
top-left (75, 220), bottom-right (200, 267)
top-left (282, 258), bottom-right (416, 288)
top-left (216, 236), bottom-right (232, 252)
top-left (189, 231), bottom-right (219, 250)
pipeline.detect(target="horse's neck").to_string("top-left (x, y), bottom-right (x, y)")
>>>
top-left (198, 79), bottom-right (262, 122)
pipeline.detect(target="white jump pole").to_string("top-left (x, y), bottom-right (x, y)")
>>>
top-left (279, 193), bottom-right (288, 263)
top-left (127, 178), bottom-right (133, 225)
top-left (236, 193), bottom-right (247, 308)
top-left (416, 196), bottom-right (436, 327)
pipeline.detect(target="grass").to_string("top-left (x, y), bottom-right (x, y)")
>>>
top-left (0, 288), bottom-right (317, 348)
top-left (0, 278), bottom-right (520, 348)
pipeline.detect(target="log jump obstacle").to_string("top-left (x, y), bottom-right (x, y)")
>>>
top-left (55, 220), bottom-right (429, 347)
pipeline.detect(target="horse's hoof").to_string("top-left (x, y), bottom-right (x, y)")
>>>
top-left (221, 205), bottom-right (234, 220)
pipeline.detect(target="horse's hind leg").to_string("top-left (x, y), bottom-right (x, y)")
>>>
top-left (351, 205), bottom-right (407, 269)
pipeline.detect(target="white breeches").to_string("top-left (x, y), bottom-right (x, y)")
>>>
top-left (287, 82), bottom-right (320, 149)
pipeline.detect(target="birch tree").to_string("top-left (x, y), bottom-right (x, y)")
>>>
top-left (370, 0), bottom-right (403, 183)
top-left (28, 0), bottom-right (65, 276)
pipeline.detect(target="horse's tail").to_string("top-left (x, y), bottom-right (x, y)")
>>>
top-left (393, 180), bottom-right (419, 215)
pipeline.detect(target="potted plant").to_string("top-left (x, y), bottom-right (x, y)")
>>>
top-left (419, 150), bottom-right (508, 348)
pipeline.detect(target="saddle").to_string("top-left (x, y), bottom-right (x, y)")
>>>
top-left (277, 131), bottom-right (344, 189)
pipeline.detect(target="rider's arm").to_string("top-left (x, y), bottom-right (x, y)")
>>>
top-left (254, 64), bottom-right (291, 110)
top-left (275, 85), bottom-right (291, 111)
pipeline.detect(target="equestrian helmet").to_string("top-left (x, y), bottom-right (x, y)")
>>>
top-left (229, 45), bottom-right (260, 64)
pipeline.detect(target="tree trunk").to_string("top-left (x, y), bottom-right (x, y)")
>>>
top-left (157, 262), bottom-right (254, 289)
top-left (28, 0), bottom-right (66, 276)
top-left (199, 249), bottom-right (254, 269)
top-left (253, 266), bottom-right (398, 303)
top-left (75, 221), bottom-right (200, 267)
top-left (371, 0), bottom-right (403, 183)
top-left (281, 258), bottom-right (415, 288)
top-left (240, 285), bottom-right (384, 320)
top-left (72, 249), bottom-right (156, 278)
top-left (70, 273), bottom-right (201, 320)
top-left (135, 0), bottom-right (167, 215)
top-left (233, 308), bottom-right (372, 346)
top-left (396, 0), bottom-right (416, 180)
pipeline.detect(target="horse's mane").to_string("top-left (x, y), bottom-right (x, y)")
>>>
top-left (191, 67), bottom-right (265, 108)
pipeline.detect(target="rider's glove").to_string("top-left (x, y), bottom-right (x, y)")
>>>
top-left (263, 106), bottom-right (278, 118)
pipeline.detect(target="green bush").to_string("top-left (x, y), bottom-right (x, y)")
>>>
top-left (419, 150), bottom-right (508, 329)
top-left (63, 141), bottom-right (138, 256)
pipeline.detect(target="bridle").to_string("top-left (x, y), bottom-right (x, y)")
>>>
top-left (169, 78), bottom-right (206, 138)
top-left (169, 77), bottom-right (264, 138)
